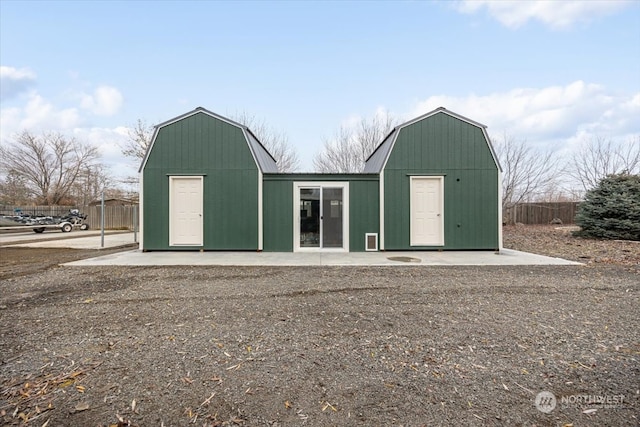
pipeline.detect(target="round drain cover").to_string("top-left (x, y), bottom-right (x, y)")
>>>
top-left (387, 256), bottom-right (421, 263)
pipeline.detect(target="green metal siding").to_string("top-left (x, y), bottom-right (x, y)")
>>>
top-left (143, 112), bottom-right (259, 250)
top-left (262, 179), bottom-right (294, 252)
top-left (384, 113), bottom-right (499, 250)
top-left (263, 174), bottom-right (379, 252)
top-left (349, 180), bottom-right (379, 251)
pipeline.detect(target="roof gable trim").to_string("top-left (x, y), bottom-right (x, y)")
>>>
top-left (365, 107), bottom-right (498, 173)
top-left (139, 107), bottom-right (277, 172)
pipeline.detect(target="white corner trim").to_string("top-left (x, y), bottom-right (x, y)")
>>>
top-left (139, 171), bottom-right (144, 250)
top-left (498, 169), bottom-right (503, 251)
top-left (379, 170), bottom-right (385, 251)
top-left (258, 170), bottom-right (263, 251)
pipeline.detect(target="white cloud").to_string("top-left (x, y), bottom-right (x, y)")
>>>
top-left (0, 93), bottom-right (81, 142)
top-left (412, 81), bottom-right (639, 148)
top-left (0, 66), bottom-right (37, 101)
top-left (80, 85), bottom-right (124, 116)
top-left (0, 91), bottom-right (134, 180)
top-left (455, 0), bottom-right (630, 29)
top-left (339, 106), bottom-right (396, 130)
top-left (71, 126), bottom-right (137, 180)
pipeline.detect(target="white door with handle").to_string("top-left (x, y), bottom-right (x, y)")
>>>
top-left (170, 176), bottom-right (203, 246)
top-left (410, 176), bottom-right (444, 246)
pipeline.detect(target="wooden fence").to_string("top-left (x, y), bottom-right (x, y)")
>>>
top-left (0, 205), bottom-right (138, 230)
top-left (504, 202), bottom-right (580, 225)
top-left (4, 201), bottom-right (579, 229)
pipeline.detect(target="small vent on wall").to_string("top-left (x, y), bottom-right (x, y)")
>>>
top-left (365, 233), bottom-right (378, 251)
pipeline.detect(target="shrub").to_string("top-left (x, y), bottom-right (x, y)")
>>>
top-left (574, 173), bottom-right (640, 241)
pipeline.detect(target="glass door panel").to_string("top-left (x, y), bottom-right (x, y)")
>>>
top-left (299, 188), bottom-right (320, 247)
top-left (322, 188), bottom-right (343, 248)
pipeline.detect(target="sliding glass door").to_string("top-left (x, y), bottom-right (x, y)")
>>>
top-left (295, 183), bottom-right (348, 251)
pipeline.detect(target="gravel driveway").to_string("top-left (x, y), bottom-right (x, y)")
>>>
top-left (0, 227), bottom-right (638, 426)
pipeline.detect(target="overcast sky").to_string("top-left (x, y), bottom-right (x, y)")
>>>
top-left (1, 0), bottom-right (639, 179)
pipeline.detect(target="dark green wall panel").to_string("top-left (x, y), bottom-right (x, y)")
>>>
top-left (143, 112), bottom-right (259, 250)
top-left (348, 180), bottom-right (379, 252)
top-left (384, 113), bottom-right (499, 250)
top-left (263, 180), bottom-right (294, 252)
top-left (263, 175), bottom-right (379, 252)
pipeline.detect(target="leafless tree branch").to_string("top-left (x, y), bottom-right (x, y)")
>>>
top-left (231, 111), bottom-right (300, 173)
top-left (492, 132), bottom-right (564, 213)
top-left (0, 130), bottom-right (100, 205)
top-left (122, 119), bottom-right (154, 161)
top-left (314, 112), bottom-right (398, 173)
top-left (569, 135), bottom-right (640, 193)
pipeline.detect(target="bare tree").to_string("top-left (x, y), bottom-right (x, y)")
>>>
top-left (492, 132), bottom-right (563, 222)
top-left (122, 119), bottom-right (154, 161)
top-left (314, 112), bottom-right (398, 173)
top-left (67, 164), bottom-right (113, 206)
top-left (0, 131), bottom-right (101, 205)
top-left (231, 111), bottom-right (300, 172)
top-left (569, 135), bottom-right (640, 194)
top-left (0, 170), bottom-right (34, 205)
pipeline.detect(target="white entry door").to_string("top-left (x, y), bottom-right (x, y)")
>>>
top-left (170, 176), bottom-right (203, 246)
top-left (410, 176), bottom-right (444, 246)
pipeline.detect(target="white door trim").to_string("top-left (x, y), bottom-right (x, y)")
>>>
top-left (293, 181), bottom-right (349, 252)
top-left (169, 176), bottom-right (203, 246)
top-left (410, 176), bottom-right (444, 246)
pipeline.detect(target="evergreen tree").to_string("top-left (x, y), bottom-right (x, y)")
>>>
top-left (574, 173), bottom-right (640, 241)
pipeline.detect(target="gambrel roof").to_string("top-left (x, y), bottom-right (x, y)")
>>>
top-left (139, 107), bottom-right (278, 173)
top-left (363, 107), bottom-right (501, 173)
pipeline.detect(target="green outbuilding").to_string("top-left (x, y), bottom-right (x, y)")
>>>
top-left (139, 107), bottom-right (502, 252)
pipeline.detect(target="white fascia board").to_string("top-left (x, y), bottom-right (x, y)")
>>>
top-left (379, 130), bottom-right (400, 178)
top-left (241, 128), bottom-right (262, 171)
top-left (482, 128), bottom-right (502, 172)
top-left (399, 107), bottom-right (488, 130)
top-left (138, 126), bottom-right (161, 173)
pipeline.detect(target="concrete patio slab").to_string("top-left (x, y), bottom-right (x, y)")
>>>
top-left (3, 231), bottom-right (138, 250)
top-left (64, 248), bottom-right (582, 267)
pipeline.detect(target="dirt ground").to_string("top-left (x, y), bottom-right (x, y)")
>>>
top-left (0, 226), bottom-right (638, 426)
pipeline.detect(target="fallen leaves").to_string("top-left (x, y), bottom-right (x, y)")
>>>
top-left (1, 359), bottom-right (100, 424)
top-left (321, 401), bottom-right (337, 412)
